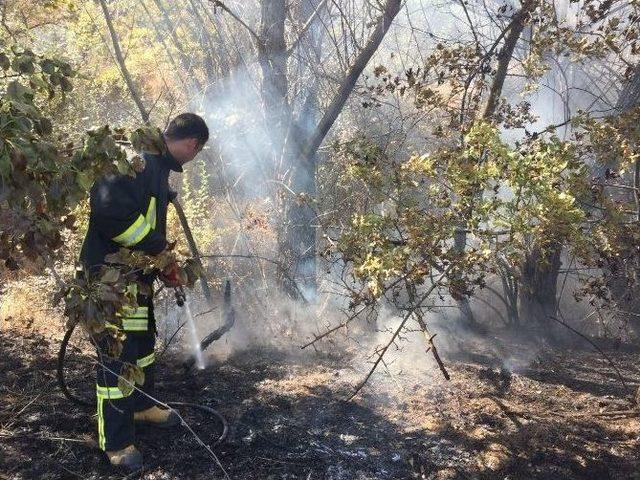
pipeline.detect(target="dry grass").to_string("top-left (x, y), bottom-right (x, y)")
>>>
top-left (0, 275), bottom-right (66, 340)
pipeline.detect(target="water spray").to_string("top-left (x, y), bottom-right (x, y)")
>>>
top-left (174, 286), bottom-right (206, 370)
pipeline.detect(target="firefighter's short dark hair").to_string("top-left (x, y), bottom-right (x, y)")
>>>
top-left (164, 113), bottom-right (209, 146)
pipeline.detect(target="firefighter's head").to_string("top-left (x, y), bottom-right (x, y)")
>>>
top-left (164, 113), bottom-right (209, 164)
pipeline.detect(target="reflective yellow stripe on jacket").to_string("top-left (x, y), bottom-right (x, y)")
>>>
top-left (145, 197), bottom-right (156, 230)
top-left (111, 197), bottom-right (157, 247)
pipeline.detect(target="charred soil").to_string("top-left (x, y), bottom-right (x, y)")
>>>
top-left (1, 322), bottom-right (640, 480)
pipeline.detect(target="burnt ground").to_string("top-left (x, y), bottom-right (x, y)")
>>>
top-left (2, 323), bottom-right (640, 480)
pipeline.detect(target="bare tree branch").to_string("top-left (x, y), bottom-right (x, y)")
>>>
top-left (286, 0), bottom-right (329, 56)
top-left (300, 0), bottom-right (402, 164)
top-left (98, 0), bottom-right (150, 123)
top-left (209, 0), bottom-right (262, 44)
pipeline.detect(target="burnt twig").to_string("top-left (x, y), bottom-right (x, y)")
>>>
top-left (300, 304), bottom-right (369, 349)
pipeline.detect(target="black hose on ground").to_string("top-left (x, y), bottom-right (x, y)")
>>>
top-left (56, 322), bottom-right (228, 445)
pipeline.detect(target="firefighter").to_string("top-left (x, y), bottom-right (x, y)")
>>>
top-left (79, 113), bottom-right (209, 472)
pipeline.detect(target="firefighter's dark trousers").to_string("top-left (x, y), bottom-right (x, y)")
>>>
top-left (95, 287), bottom-right (157, 452)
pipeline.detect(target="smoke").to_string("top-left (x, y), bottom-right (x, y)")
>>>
top-left (159, 0), bottom-right (622, 383)
top-left (191, 65), bottom-right (276, 199)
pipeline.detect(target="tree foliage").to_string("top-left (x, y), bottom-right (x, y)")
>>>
top-left (0, 41), bottom-right (170, 273)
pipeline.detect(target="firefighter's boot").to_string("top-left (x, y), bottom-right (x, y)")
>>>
top-left (105, 445), bottom-right (143, 472)
top-left (134, 405), bottom-right (180, 428)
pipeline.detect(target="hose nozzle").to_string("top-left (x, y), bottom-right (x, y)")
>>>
top-left (175, 286), bottom-right (186, 307)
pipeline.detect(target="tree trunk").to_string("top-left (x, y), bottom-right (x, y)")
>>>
top-left (518, 242), bottom-right (561, 326)
top-left (280, 0), bottom-right (402, 300)
top-left (258, 0), bottom-right (288, 154)
top-left (454, 0), bottom-right (535, 326)
top-left (252, 0), bottom-right (401, 300)
top-left (98, 0), bottom-right (149, 123)
top-left (282, 0), bottom-right (324, 300)
top-left (616, 66), bottom-right (640, 112)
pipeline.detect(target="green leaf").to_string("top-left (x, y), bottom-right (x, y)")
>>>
top-left (107, 336), bottom-right (123, 358)
top-left (100, 268), bottom-right (120, 284)
top-left (76, 171), bottom-right (92, 191)
top-left (118, 376), bottom-right (134, 397)
top-left (131, 155), bottom-right (145, 173)
top-left (12, 55), bottom-right (35, 74)
top-left (6, 81), bottom-right (34, 102)
top-left (132, 366), bottom-right (145, 385)
top-left (40, 59), bottom-right (56, 74)
top-left (115, 158), bottom-right (131, 176)
top-left (84, 305), bottom-right (105, 334)
top-left (35, 118), bottom-right (53, 136)
top-left (130, 127), bottom-right (165, 155)
top-left (59, 62), bottom-right (74, 77)
top-left (0, 53), bottom-right (10, 70)
top-left (0, 153), bottom-right (11, 179)
top-left (29, 74), bottom-right (49, 91)
top-left (49, 72), bottom-right (61, 86)
top-left (60, 77), bottom-right (73, 92)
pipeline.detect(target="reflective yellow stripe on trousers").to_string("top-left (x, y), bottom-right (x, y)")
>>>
top-left (96, 385), bottom-right (130, 451)
top-left (116, 305), bottom-right (149, 331)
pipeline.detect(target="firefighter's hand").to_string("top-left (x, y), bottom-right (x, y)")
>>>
top-left (159, 261), bottom-right (185, 288)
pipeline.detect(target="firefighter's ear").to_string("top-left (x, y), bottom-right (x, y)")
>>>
top-left (187, 138), bottom-right (198, 150)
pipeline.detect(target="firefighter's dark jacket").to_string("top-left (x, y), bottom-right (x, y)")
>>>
top-left (80, 151), bottom-right (182, 273)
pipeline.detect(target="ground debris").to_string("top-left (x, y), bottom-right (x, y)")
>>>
top-left (2, 327), bottom-right (640, 479)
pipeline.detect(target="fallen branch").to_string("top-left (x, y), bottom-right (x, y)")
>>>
top-left (4, 393), bottom-right (42, 430)
top-left (347, 268), bottom-right (451, 401)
